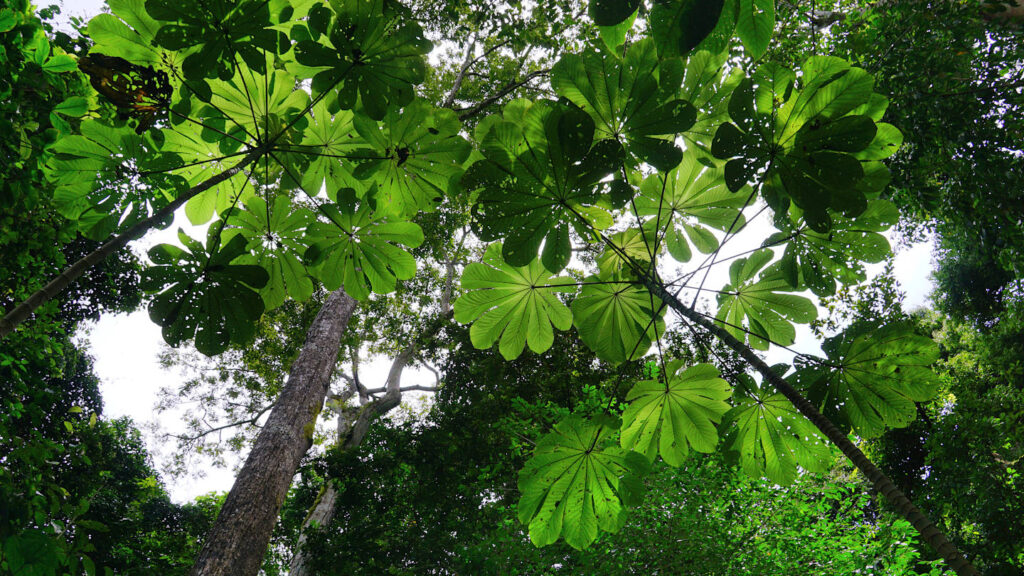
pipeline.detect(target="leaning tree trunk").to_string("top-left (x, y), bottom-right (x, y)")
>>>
top-left (641, 278), bottom-right (980, 576)
top-left (189, 287), bottom-right (357, 576)
top-left (0, 149), bottom-right (262, 340)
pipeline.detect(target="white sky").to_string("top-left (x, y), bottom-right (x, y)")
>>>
top-left (58, 0), bottom-right (938, 503)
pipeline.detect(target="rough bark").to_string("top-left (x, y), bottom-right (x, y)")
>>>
top-left (288, 303), bottom-right (453, 575)
top-left (189, 288), bottom-right (357, 576)
top-left (0, 149), bottom-right (262, 340)
top-left (641, 277), bottom-right (980, 576)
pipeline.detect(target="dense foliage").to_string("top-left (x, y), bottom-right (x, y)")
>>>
top-left (1, 0), bottom-right (1022, 574)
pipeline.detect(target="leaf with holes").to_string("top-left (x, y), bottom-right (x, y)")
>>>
top-left (711, 57), bottom-right (890, 231)
top-left (518, 415), bottom-right (648, 549)
top-left (571, 272), bottom-right (665, 363)
top-left (228, 195), bottom-right (315, 310)
top-left (551, 39), bottom-right (696, 171)
top-left (353, 100), bottom-right (471, 216)
top-left (467, 101), bottom-right (622, 272)
top-left (453, 243), bottom-right (575, 360)
top-left (722, 373), bottom-right (830, 484)
top-left (715, 249), bottom-right (817, 350)
top-left (621, 361), bottom-right (732, 466)
top-left (792, 322), bottom-right (940, 438)
top-left (141, 229), bottom-right (268, 355)
top-left (767, 199), bottom-right (897, 296)
top-left (304, 199), bottom-right (423, 300)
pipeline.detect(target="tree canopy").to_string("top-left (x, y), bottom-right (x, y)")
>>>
top-left (2, 0), bottom-right (1023, 574)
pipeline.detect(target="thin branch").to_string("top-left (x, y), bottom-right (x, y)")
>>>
top-left (442, 32), bottom-right (478, 109)
top-left (457, 69), bottom-right (550, 121)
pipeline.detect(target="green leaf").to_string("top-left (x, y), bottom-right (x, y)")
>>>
top-left (722, 373), bottom-right (831, 484)
top-left (141, 231), bottom-right (268, 355)
top-left (650, 0), bottom-right (726, 58)
top-left (42, 54), bottom-right (77, 73)
top-left (281, 99), bottom-right (369, 197)
top-left (711, 58), bottom-right (885, 231)
top-left (353, 100), bottom-right (471, 216)
top-left (47, 120), bottom-right (188, 237)
top-left (53, 97), bottom-right (89, 118)
top-left (293, 0), bottom-right (431, 120)
top-left (518, 416), bottom-right (648, 549)
top-left (635, 154), bottom-right (750, 263)
top-left (767, 199), bottom-right (896, 295)
top-left (599, 10), bottom-right (638, 51)
top-left (552, 39), bottom-right (693, 171)
top-left (147, 0), bottom-right (275, 81)
top-left (227, 195), bottom-right (315, 310)
top-left (0, 8), bottom-right (18, 33)
top-left (678, 50), bottom-right (744, 151)
top-left (453, 243), bottom-right (575, 360)
top-left (793, 323), bottom-right (940, 438)
top-left (571, 272), bottom-right (665, 363)
top-left (590, 0), bottom-right (641, 26)
top-left (304, 199), bottom-right (423, 300)
top-left (467, 101), bottom-right (621, 270)
top-left (715, 249), bottom-right (817, 350)
top-left (621, 361), bottom-right (732, 466)
top-left (735, 0), bottom-right (774, 59)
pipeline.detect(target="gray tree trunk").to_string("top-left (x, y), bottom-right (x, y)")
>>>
top-left (189, 288), bottom-right (357, 576)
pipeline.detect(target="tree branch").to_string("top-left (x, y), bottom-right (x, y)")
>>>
top-left (457, 69), bottom-right (550, 121)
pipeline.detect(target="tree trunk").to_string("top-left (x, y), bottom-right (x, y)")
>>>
top-left (0, 149), bottom-right (262, 340)
top-left (189, 287), bottom-right (357, 576)
top-left (641, 278), bottom-right (980, 576)
top-left (288, 310), bottom-right (453, 574)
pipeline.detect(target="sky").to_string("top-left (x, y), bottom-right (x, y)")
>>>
top-left (56, 0), bottom-right (938, 503)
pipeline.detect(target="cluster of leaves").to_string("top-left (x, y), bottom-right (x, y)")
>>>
top-left (21, 0), bottom-right (952, 560)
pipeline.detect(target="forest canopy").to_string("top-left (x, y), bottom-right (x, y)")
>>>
top-left (0, 0), bottom-right (1022, 575)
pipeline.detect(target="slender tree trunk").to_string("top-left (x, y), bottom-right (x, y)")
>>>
top-left (0, 149), bottom-right (262, 340)
top-left (641, 278), bottom-right (980, 576)
top-left (189, 287), bottom-right (357, 576)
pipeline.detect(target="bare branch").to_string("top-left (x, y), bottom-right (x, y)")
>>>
top-left (442, 32), bottom-right (478, 109)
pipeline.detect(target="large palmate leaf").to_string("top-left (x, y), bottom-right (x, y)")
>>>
top-left (304, 199), bottom-right (423, 300)
top-left (596, 227), bottom-right (659, 274)
top-left (293, 0), bottom-right (431, 120)
top-left (792, 323), bottom-right (940, 438)
top-left (650, 0), bottom-right (726, 58)
top-left (715, 249), bottom-right (817, 350)
top-left (722, 372), bottom-right (830, 484)
top-left (620, 361), bottom-right (732, 466)
top-left (141, 229), bottom-right (268, 355)
top-left (453, 243), bottom-right (575, 360)
top-left (278, 99), bottom-right (370, 197)
top-left (518, 416), bottom-right (648, 549)
top-left (467, 101), bottom-right (623, 272)
top-left (353, 101), bottom-right (471, 216)
top-left (712, 57), bottom-right (897, 232)
top-left (146, 0), bottom-right (280, 81)
top-left (46, 120), bottom-right (187, 239)
top-left (202, 53), bottom-right (310, 150)
top-left (551, 39), bottom-right (696, 171)
top-left (634, 154), bottom-right (749, 263)
top-left (571, 272), bottom-right (665, 363)
top-left (768, 199), bottom-right (897, 296)
top-left (227, 195), bottom-right (315, 310)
